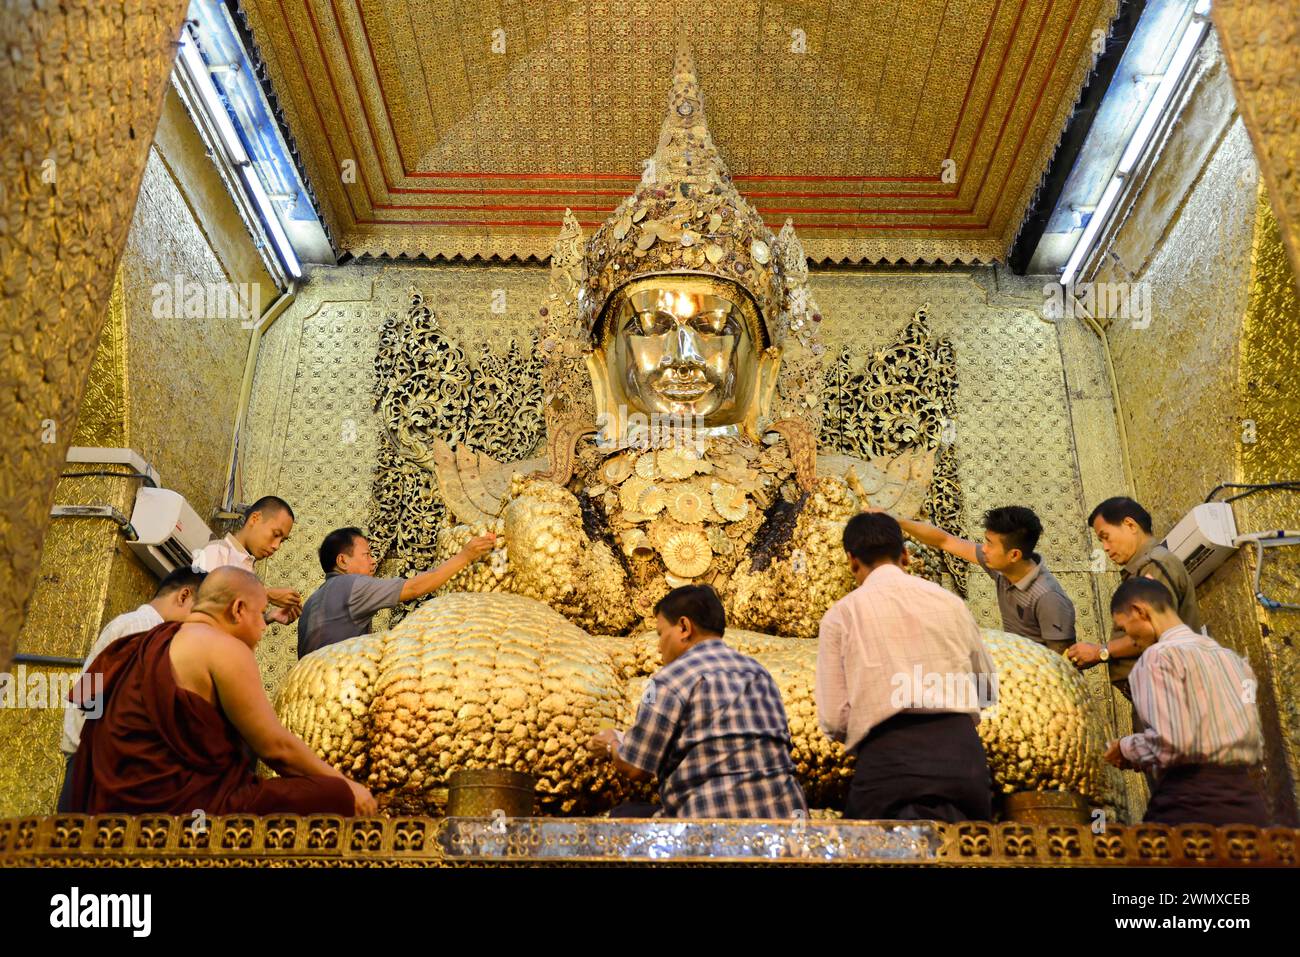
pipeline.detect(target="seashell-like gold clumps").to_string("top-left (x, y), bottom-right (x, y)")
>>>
top-left (277, 593), bottom-right (1112, 814)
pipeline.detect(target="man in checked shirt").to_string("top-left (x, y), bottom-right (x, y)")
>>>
top-left (1104, 577), bottom-right (1270, 827)
top-left (586, 584), bottom-right (808, 818)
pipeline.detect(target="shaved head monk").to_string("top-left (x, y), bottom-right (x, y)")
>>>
top-left (69, 567), bottom-right (375, 817)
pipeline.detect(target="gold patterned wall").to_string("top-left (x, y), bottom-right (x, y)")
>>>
top-left (1234, 189), bottom-right (1300, 827)
top-left (0, 91), bottom-right (280, 818)
top-left (238, 0), bottom-right (1119, 264)
top-left (1092, 37), bottom-right (1300, 823)
top-left (1213, 0), bottom-right (1300, 290)
top-left (0, 0), bottom-right (190, 675)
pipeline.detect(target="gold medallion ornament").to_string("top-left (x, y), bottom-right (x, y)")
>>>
top-left (657, 448), bottom-right (699, 481)
top-left (710, 481), bottom-right (749, 521)
top-left (621, 529), bottom-right (654, 559)
top-left (660, 529), bottom-right (713, 578)
top-left (619, 475), bottom-right (653, 511)
top-left (638, 484), bottom-right (667, 515)
top-left (602, 453), bottom-right (634, 485)
top-left (668, 487), bottom-right (710, 524)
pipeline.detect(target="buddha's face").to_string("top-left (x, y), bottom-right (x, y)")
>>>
top-left (602, 278), bottom-right (759, 424)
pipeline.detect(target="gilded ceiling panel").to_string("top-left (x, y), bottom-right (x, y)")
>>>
top-left (239, 0), bottom-right (1118, 263)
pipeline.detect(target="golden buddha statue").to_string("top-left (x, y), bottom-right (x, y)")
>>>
top-left (277, 43), bottom-right (1111, 816)
top-left (427, 43), bottom-right (934, 640)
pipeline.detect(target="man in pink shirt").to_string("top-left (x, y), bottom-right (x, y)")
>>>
top-left (816, 512), bottom-right (996, 822)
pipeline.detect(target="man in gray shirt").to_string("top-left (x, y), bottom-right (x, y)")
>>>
top-left (885, 505), bottom-right (1076, 653)
top-left (297, 526), bottom-right (496, 658)
top-left (1067, 496), bottom-right (1202, 694)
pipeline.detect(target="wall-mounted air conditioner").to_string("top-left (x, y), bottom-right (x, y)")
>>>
top-left (1162, 502), bottom-right (1238, 586)
top-left (126, 487), bottom-right (213, 577)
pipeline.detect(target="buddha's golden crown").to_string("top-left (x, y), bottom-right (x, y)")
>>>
top-left (538, 40), bottom-right (826, 453)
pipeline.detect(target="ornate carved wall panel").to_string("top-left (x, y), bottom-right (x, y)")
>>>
top-left (240, 265), bottom-right (550, 696)
top-left (0, 0), bottom-right (190, 673)
top-left (119, 149), bottom-right (259, 516)
top-left (237, 0), bottom-right (1120, 264)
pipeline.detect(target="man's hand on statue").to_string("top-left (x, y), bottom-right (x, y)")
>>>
top-left (1065, 642), bottom-right (1101, 669)
top-left (267, 587), bottom-right (303, 610)
top-left (587, 728), bottom-right (620, 760)
top-left (1103, 740), bottom-right (1134, 770)
top-left (460, 533), bottom-right (497, 563)
top-left (347, 779), bottom-right (378, 816)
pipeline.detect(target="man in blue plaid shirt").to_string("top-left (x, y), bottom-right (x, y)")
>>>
top-left (587, 584), bottom-right (807, 818)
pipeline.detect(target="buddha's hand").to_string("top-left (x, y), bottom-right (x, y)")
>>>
top-left (460, 533), bottom-right (498, 563)
top-left (346, 778), bottom-right (378, 816)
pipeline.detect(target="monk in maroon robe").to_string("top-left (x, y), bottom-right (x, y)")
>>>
top-left (69, 566), bottom-right (374, 816)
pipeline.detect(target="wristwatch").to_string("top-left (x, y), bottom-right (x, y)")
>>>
top-left (1098, 644), bottom-right (1111, 663)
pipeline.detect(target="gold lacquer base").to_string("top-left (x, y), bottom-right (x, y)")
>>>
top-left (1, 816), bottom-right (1294, 868)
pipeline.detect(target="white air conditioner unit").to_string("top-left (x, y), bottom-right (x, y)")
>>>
top-left (1161, 502), bottom-right (1239, 586)
top-left (126, 487), bottom-right (213, 577)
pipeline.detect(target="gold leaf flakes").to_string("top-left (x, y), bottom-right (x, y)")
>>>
top-left (648, 516), bottom-right (687, 549)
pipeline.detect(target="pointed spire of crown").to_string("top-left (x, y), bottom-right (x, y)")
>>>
top-left (647, 39), bottom-right (731, 190)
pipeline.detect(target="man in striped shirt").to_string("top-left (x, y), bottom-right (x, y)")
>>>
top-left (1104, 577), bottom-right (1270, 827)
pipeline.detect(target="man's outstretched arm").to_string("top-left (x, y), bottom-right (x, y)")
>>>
top-left (399, 534), bottom-right (497, 602)
top-left (886, 514), bottom-right (979, 565)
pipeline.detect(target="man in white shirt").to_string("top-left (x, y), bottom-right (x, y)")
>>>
top-left (57, 566), bottom-right (207, 811)
top-left (193, 495), bottom-right (301, 624)
top-left (816, 512), bottom-right (996, 822)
